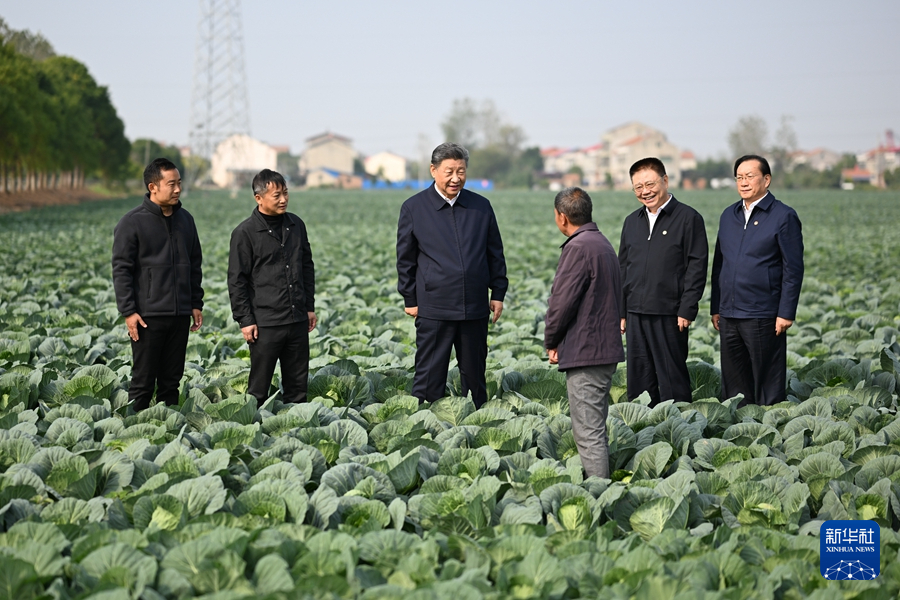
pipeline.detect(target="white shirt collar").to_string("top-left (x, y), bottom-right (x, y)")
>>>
top-left (743, 191), bottom-right (769, 223)
top-left (645, 194), bottom-right (673, 218)
top-left (434, 182), bottom-right (460, 206)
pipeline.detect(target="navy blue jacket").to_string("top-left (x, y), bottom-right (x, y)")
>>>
top-left (396, 185), bottom-right (507, 320)
top-left (228, 208), bottom-right (315, 327)
top-left (710, 192), bottom-right (804, 319)
top-left (112, 194), bottom-right (203, 318)
top-left (545, 223), bottom-right (625, 370)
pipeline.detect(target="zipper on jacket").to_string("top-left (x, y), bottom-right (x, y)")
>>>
top-left (450, 205), bottom-right (467, 318)
top-left (147, 270), bottom-right (152, 299)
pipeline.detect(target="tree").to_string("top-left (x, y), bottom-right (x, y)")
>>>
top-left (770, 115), bottom-right (798, 175)
top-left (0, 17), bottom-right (55, 61)
top-left (727, 115), bottom-right (768, 158)
top-left (439, 98), bottom-right (531, 188)
top-left (131, 139), bottom-right (185, 178)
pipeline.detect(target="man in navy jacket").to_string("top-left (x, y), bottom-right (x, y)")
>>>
top-left (711, 155), bottom-right (804, 406)
top-left (112, 158), bottom-right (203, 411)
top-left (396, 143), bottom-right (507, 406)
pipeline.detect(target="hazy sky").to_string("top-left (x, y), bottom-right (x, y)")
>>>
top-left (4, 0), bottom-right (898, 159)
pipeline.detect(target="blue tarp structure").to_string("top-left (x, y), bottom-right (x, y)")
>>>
top-left (361, 179), bottom-right (493, 191)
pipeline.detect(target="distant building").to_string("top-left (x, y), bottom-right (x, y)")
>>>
top-left (299, 132), bottom-right (356, 176)
top-left (602, 122), bottom-right (686, 189)
top-left (856, 130), bottom-right (899, 187)
top-left (210, 134), bottom-right (277, 188)
top-left (305, 168), bottom-right (362, 189)
top-left (364, 151), bottom-right (407, 182)
top-left (541, 144), bottom-right (605, 188)
top-left (542, 122), bottom-right (692, 190)
top-left (789, 148), bottom-right (841, 172)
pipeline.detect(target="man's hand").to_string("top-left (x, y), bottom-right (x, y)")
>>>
top-left (547, 348), bottom-right (559, 365)
top-left (308, 312), bottom-right (317, 332)
top-left (125, 313), bottom-right (147, 342)
top-left (620, 318), bottom-right (626, 335)
top-left (677, 317), bottom-right (692, 332)
top-left (775, 317), bottom-right (793, 336)
top-left (490, 300), bottom-right (504, 323)
top-left (242, 324), bottom-right (258, 343)
top-left (711, 314), bottom-right (720, 331)
top-left (405, 306), bottom-right (418, 318)
top-left (191, 309), bottom-right (203, 332)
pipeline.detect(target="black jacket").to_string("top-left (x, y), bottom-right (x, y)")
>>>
top-left (545, 223), bottom-right (625, 370)
top-left (711, 192), bottom-right (803, 319)
top-left (112, 194), bottom-right (203, 317)
top-left (618, 196), bottom-right (708, 321)
top-left (396, 185), bottom-right (507, 320)
top-left (228, 208), bottom-right (315, 327)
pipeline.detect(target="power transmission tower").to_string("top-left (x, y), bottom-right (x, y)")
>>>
top-left (187, 0), bottom-right (251, 187)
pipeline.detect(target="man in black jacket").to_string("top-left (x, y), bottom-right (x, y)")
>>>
top-left (228, 169), bottom-right (316, 406)
top-left (396, 143), bottom-right (507, 407)
top-left (545, 187), bottom-right (624, 478)
top-left (618, 157), bottom-right (708, 406)
top-left (112, 158), bottom-right (203, 411)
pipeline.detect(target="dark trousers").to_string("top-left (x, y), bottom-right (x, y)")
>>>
top-left (248, 322), bottom-right (310, 406)
top-left (129, 315), bottom-right (191, 411)
top-left (719, 316), bottom-right (786, 407)
top-left (625, 312), bottom-right (691, 406)
top-left (413, 317), bottom-right (489, 407)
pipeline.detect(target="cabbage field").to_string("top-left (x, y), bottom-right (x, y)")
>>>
top-left (1, 188), bottom-right (899, 600)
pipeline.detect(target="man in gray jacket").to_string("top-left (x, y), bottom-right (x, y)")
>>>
top-left (545, 187), bottom-right (625, 478)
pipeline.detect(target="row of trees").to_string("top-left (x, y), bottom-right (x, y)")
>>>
top-left (0, 18), bottom-right (130, 193)
top-left (441, 98), bottom-right (543, 188)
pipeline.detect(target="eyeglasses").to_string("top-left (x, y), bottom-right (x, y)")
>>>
top-left (632, 178), bottom-right (662, 193)
top-left (735, 174), bottom-right (760, 183)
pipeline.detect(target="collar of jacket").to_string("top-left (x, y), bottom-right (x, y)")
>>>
top-left (142, 193), bottom-right (182, 216)
top-left (732, 191), bottom-right (775, 215)
top-left (560, 222), bottom-right (598, 248)
top-left (250, 206), bottom-right (300, 231)
top-left (427, 185), bottom-right (470, 210)
top-left (636, 195), bottom-right (680, 220)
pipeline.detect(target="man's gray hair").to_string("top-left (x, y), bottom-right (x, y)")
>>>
top-left (431, 142), bottom-right (469, 166)
top-left (554, 187), bottom-right (593, 226)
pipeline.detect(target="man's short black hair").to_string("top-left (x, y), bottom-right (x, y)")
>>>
top-left (734, 154), bottom-right (772, 177)
top-left (431, 142), bottom-right (469, 166)
top-left (252, 169), bottom-right (287, 196)
top-left (554, 187), bottom-right (593, 226)
top-left (629, 157), bottom-right (667, 179)
top-left (143, 158), bottom-right (179, 191)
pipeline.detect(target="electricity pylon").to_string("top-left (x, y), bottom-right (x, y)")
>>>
top-left (186, 0), bottom-right (251, 187)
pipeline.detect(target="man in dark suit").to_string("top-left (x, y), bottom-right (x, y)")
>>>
top-left (396, 142), bottom-right (508, 407)
top-left (228, 169), bottom-right (316, 406)
top-left (711, 154), bottom-right (804, 406)
top-left (619, 157), bottom-right (708, 406)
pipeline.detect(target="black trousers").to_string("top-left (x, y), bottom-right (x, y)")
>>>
top-left (129, 315), bottom-right (191, 411)
top-left (413, 317), bottom-right (488, 407)
top-left (719, 316), bottom-right (786, 407)
top-left (248, 322), bottom-right (310, 406)
top-left (625, 312), bottom-right (692, 406)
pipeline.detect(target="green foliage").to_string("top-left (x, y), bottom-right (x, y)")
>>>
top-left (0, 189), bottom-right (899, 597)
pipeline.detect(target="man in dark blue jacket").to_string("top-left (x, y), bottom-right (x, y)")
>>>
top-left (711, 155), bottom-right (804, 406)
top-left (228, 169), bottom-right (316, 406)
top-left (112, 158), bottom-right (203, 411)
top-left (396, 143), bottom-right (507, 407)
top-left (545, 187), bottom-right (624, 478)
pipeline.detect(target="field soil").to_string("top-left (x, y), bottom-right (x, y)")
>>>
top-left (0, 188), bottom-right (112, 213)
